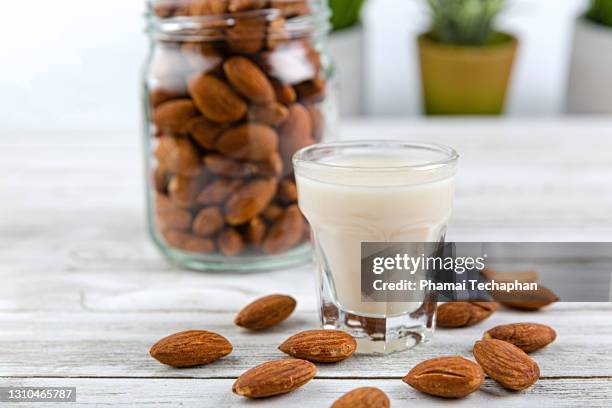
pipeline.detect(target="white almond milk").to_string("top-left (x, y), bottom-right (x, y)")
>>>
top-left (296, 155), bottom-right (456, 317)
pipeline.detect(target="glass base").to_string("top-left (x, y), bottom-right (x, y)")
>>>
top-left (150, 226), bottom-right (312, 273)
top-left (320, 302), bottom-right (436, 355)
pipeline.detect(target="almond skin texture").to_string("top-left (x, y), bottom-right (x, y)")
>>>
top-left (217, 227), bottom-right (244, 257)
top-left (204, 154), bottom-right (258, 178)
top-left (223, 56), bottom-right (275, 104)
top-left (262, 204), bottom-right (305, 254)
top-left (437, 302), bottom-right (499, 328)
top-left (225, 178), bottom-right (278, 225)
top-left (331, 387), bottom-right (390, 408)
top-left (188, 74), bottom-right (247, 123)
top-left (155, 137), bottom-right (201, 177)
top-left (192, 207), bottom-right (224, 237)
top-left (187, 0), bottom-right (228, 16)
top-left (189, 116), bottom-right (222, 150)
top-left (235, 294), bottom-right (296, 330)
top-left (232, 358), bottom-right (316, 398)
top-left (196, 178), bottom-right (243, 205)
top-left (483, 323), bottom-right (557, 353)
top-left (149, 330), bottom-right (232, 368)
top-left (216, 123), bottom-right (278, 161)
top-left (249, 103), bottom-right (289, 126)
top-left (153, 99), bottom-right (200, 134)
top-left (403, 356), bottom-right (484, 399)
top-left (279, 104), bottom-right (314, 167)
top-left (279, 329), bottom-right (357, 363)
top-left (473, 339), bottom-right (540, 391)
top-left (162, 230), bottom-right (216, 253)
top-left (492, 285), bottom-right (559, 311)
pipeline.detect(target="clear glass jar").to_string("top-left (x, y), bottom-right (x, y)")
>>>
top-left (142, 0), bottom-right (336, 271)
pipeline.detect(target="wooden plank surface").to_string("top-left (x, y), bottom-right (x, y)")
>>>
top-left (1, 119), bottom-right (612, 406)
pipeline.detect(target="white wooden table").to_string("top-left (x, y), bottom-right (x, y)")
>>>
top-left (2, 119), bottom-right (612, 407)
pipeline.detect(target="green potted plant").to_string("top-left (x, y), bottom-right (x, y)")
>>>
top-left (567, 0), bottom-right (612, 113)
top-left (418, 0), bottom-right (517, 115)
top-left (327, 0), bottom-right (368, 116)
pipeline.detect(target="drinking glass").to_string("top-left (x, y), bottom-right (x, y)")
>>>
top-left (294, 141), bottom-right (459, 353)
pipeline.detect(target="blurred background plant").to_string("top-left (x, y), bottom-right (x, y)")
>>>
top-left (425, 0), bottom-right (506, 45)
top-left (586, 0), bottom-right (612, 26)
top-left (329, 0), bottom-right (367, 31)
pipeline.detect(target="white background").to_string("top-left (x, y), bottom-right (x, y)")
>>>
top-left (0, 0), bottom-right (588, 132)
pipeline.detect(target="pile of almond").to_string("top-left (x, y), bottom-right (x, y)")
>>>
top-left (147, 0), bottom-right (326, 257)
top-left (148, 274), bottom-right (559, 404)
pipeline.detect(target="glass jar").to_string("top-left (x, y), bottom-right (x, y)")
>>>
top-left (142, 0), bottom-right (336, 271)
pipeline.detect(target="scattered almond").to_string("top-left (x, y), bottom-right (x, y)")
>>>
top-left (232, 358), bottom-right (317, 398)
top-left (483, 323), bottom-right (556, 353)
top-left (149, 330), bottom-right (232, 368)
top-left (403, 356), bottom-right (484, 398)
top-left (235, 294), bottom-right (296, 330)
top-left (331, 387), bottom-right (390, 408)
top-left (436, 302), bottom-right (499, 328)
top-left (492, 285), bottom-right (559, 311)
top-left (279, 330), bottom-right (357, 363)
top-left (473, 339), bottom-right (540, 390)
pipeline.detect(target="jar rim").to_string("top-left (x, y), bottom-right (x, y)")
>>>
top-left (145, 0), bottom-right (331, 41)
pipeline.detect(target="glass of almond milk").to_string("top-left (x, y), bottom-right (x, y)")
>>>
top-left (294, 141), bottom-right (458, 354)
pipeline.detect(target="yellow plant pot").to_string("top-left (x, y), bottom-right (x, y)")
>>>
top-left (418, 33), bottom-right (518, 115)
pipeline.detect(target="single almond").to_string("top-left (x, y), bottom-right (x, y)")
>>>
top-left (331, 387), bottom-right (390, 408)
top-left (232, 358), bottom-right (316, 398)
top-left (153, 99), bottom-right (200, 134)
top-left (203, 154), bottom-right (258, 178)
top-left (192, 207), bottom-right (224, 237)
top-left (196, 178), bottom-right (243, 205)
top-left (223, 56), bottom-right (275, 104)
top-left (262, 204), bottom-right (305, 254)
top-left (149, 330), bottom-right (232, 368)
top-left (162, 230), bottom-right (216, 253)
top-left (235, 294), bottom-right (296, 330)
top-left (188, 116), bottom-right (223, 150)
top-left (245, 217), bottom-right (267, 246)
top-left (248, 102), bottom-right (289, 126)
top-left (155, 136), bottom-right (201, 177)
top-left (492, 285), bottom-right (559, 311)
top-left (273, 81), bottom-right (297, 105)
top-left (279, 104), bottom-right (314, 166)
top-left (188, 74), bottom-right (247, 123)
top-left (483, 323), bottom-right (556, 353)
top-left (168, 175), bottom-right (200, 208)
top-left (279, 329), bottom-right (356, 363)
top-left (473, 339), bottom-right (540, 391)
top-left (257, 152), bottom-right (284, 177)
top-left (155, 194), bottom-right (193, 230)
top-left (403, 356), bottom-right (484, 398)
top-left (217, 227), bottom-right (244, 257)
top-left (216, 123), bottom-right (278, 161)
top-left (436, 302), bottom-right (499, 328)
top-left (225, 178), bottom-right (278, 225)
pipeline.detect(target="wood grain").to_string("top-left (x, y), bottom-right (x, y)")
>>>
top-left (2, 120), bottom-right (612, 406)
